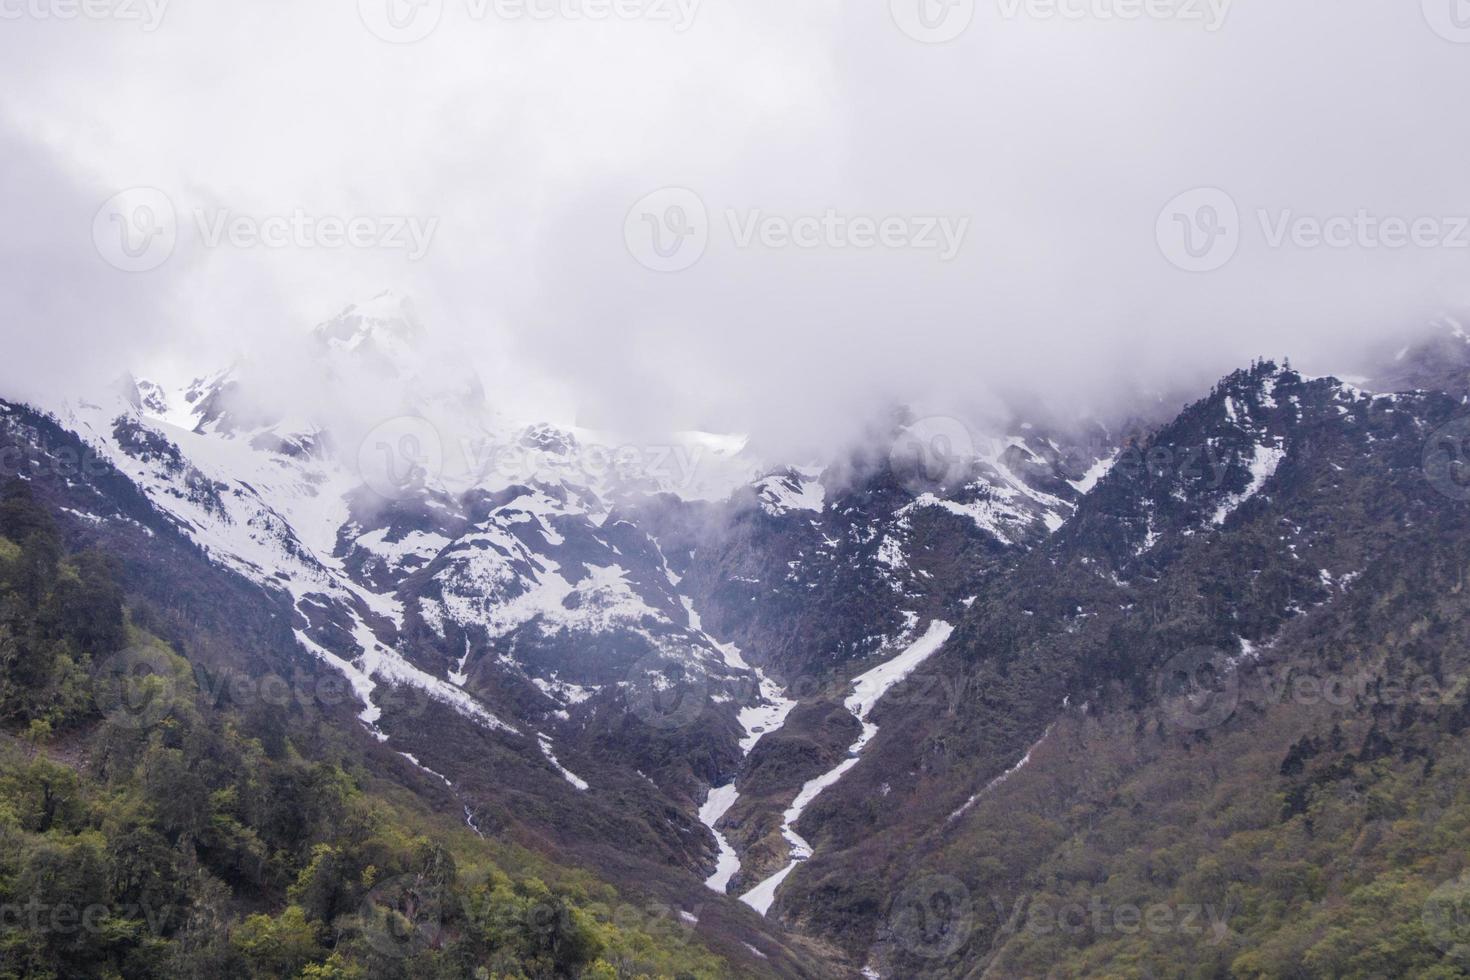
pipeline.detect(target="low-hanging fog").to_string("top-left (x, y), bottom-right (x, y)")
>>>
top-left (3, 0), bottom-right (1468, 460)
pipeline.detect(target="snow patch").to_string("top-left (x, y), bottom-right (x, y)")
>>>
top-left (1212, 442), bottom-right (1286, 525)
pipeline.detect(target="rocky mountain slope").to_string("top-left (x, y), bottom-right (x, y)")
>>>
top-left (762, 357), bottom-right (1470, 977)
top-left (11, 296), bottom-right (1470, 977)
top-left (4, 293), bottom-right (1122, 976)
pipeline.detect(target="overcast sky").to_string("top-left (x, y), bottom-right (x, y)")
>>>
top-left (3, 0), bottom-right (1469, 454)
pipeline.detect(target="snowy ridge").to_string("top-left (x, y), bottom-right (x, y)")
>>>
top-left (22, 297), bottom-right (1134, 928)
top-left (754, 468), bottom-right (825, 516)
top-left (63, 394), bottom-right (520, 737)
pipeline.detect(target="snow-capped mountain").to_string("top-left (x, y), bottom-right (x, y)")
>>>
top-left (9, 304), bottom-right (1470, 977)
top-left (23, 294), bottom-right (1125, 905)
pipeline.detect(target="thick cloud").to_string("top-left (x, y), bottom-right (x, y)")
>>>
top-left (2, 1), bottom-right (1467, 455)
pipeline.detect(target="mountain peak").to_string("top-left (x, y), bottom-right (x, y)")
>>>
top-left (1364, 313), bottom-right (1470, 398)
top-left (312, 290), bottom-right (423, 356)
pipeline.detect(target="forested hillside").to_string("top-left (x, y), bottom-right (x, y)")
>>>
top-left (0, 480), bottom-right (729, 979)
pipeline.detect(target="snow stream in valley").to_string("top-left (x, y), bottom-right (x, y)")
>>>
top-left (737, 620), bottom-right (955, 915)
top-left (682, 596), bottom-right (798, 893)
